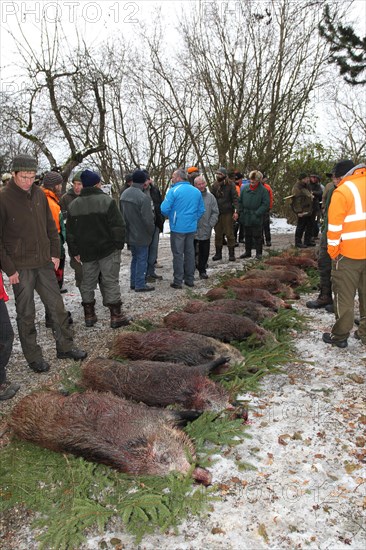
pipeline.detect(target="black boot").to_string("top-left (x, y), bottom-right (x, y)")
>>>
top-left (228, 247), bottom-right (236, 261)
top-left (82, 300), bottom-right (97, 327)
top-left (240, 251), bottom-right (251, 259)
top-left (212, 247), bottom-right (222, 261)
top-left (108, 302), bottom-right (131, 329)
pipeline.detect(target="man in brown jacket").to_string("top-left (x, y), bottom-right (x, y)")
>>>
top-left (0, 154), bottom-right (87, 373)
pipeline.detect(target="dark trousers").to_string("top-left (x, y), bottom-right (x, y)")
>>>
top-left (12, 263), bottom-right (73, 363)
top-left (194, 239), bottom-right (210, 274)
top-left (244, 225), bottom-right (263, 256)
top-left (0, 299), bottom-right (14, 385)
top-left (233, 221), bottom-right (244, 243)
top-left (262, 211), bottom-right (271, 244)
top-left (318, 232), bottom-right (332, 295)
top-left (295, 215), bottom-right (313, 245)
top-left (147, 226), bottom-right (160, 277)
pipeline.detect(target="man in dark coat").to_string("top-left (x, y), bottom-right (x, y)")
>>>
top-left (67, 169), bottom-right (129, 328)
top-left (211, 167), bottom-right (239, 262)
top-left (0, 154), bottom-right (87, 373)
top-left (120, 170), bottom-right (155, 292)
top-left (143, 170), bottom-right (165, 282)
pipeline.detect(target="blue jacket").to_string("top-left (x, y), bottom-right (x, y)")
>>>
top-left (161, 181), bottom-right (205, 233)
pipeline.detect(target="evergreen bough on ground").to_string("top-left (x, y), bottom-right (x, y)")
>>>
top-left (0, 286), bottom-right (310, 548)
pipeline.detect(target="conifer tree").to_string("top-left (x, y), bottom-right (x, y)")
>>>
top-left (319, 4), bottom-right (366, 85)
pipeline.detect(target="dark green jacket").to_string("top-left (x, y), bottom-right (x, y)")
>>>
top-left (67, 187), bottom-right (125, 262)
top-left (238, 184), bottom-right (270, 226)
top-left (0, 179), bottom-right (60, 276)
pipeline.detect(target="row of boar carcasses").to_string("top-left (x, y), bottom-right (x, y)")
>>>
top-left (10, 249), bottom-right (317, 483)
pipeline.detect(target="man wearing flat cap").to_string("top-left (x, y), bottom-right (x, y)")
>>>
top-left (67, 169), bottom-right (129, 328)
top-left (0, 154), bottom-right (87, 373)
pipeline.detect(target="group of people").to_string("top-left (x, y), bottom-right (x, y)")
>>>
top-left (209, 167), bottom-right (273, 262)
top-left (0, 154), bottom-right (364, 402)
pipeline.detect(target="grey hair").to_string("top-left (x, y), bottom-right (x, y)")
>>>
top-left (194, 175), bottom-right (206, 185)
top-left (175, 168), bottom-right (188, 181)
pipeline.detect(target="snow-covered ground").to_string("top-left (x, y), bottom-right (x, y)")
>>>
top-left (2, 220), bottom-right (365, 550)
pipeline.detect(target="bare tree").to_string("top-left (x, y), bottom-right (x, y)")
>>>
top-left (1, 20), bottom-right (107, 186)
top-left (328, 88), bottom-right (366, 161)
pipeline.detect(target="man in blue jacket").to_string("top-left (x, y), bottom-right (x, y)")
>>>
top-left (161, 169), bottom-right (205, 289)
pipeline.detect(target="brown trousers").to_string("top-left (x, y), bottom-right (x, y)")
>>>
top-left (331, 255), bottom-right (366, 342)
top-left (214, 212), bottom-right (235, 248)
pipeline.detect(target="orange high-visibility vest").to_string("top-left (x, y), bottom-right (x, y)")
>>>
top-left (327, 165), bottom-right (366, 260)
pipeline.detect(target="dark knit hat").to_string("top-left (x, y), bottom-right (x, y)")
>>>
top-left (72, 170), bottom-right (83, 183)
top-left (12, 154), bottom-right (37, 172)
top-left (43, 171), bottom-right (63, 189)
top-left (332, 160), bottom-right (355, 178)
top-left (216, 167), bottom-right (228, 176)
top-left (132, 170), bottom-right (147, 184)
top-left (234, 172), bottom-right (243, 180)
top-left (298, 172), bottom-right (308, 180)
top-left (80, 169), bottom-right (101, 188)
top-left (142, 169), bottom-right (151, 180)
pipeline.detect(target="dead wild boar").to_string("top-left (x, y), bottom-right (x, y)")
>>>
top-left (243, 268), bottom-right (306, 287)
top-left (222, 278), bottom-right (299, 300)
top-left (205, 287), bottom-right (291, 310)
top-left (183, 299), bottom-right (275, 322)
top-left (264, 256), bottom-right (317, 269)
top-left (163, 311), bottom-right (270, 343)
top-left (109, 328), bottom-right (244, 365)
top-left (81, 356), bottom-right (231, 411)
top-left (9, 391), bottom-right (211, 483)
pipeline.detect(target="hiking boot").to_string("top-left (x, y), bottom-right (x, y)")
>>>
top-left (295, 243), bottom-right (308, 249)
top-left (228, 247), bottom-right (236, 261)
top-left (108, 302), bottom-right (132, 328)
top-left (29, 359), bottom-right (51, 373)
top-left (325, 304), bottom-right (335, 314)
top-left (306, 293), bottom-right (333, 309)
top-left (199, 272), bottom-right (209, 279)
top-left (57, 348), bottom-right (88, 360)
top-left (322, 332), bottom-right (348, 348)
top-left (146, 274), bottom-right (163, 282)
top-left (212, 247), bottom-right (222, 261)
top-left (82, 300), bottom-right (97, 327)
top-left (0, 381), bottom-right (20, 401)
top-left (170, 283), bottom-right (183, 289)
top-left (240, 252), bottom-right (251, 259)
top-left (184, 281), bottom-right (195, 287)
